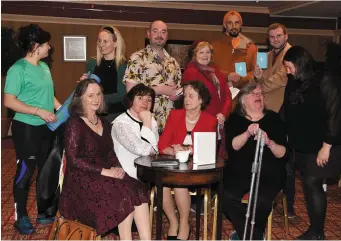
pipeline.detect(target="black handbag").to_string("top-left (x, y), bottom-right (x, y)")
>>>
top-left (38, 124), bottom-right (65, 216)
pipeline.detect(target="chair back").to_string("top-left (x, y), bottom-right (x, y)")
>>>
top-left (49, 212), bottom-right (98, 240)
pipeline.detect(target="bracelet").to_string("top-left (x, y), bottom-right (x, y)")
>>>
top-left (35, 107), bottom-right (40, 115)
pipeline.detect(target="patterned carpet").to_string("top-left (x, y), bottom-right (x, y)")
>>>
top-left (1, 148), bottom-right (341, 240)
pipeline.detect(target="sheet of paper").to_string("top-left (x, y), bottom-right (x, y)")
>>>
top-left (193, 132), bottom-right (216, 165)
top-left (229, 87), bottom-right (240, 100)
top-left (257, 52), bottom-right (268, 69)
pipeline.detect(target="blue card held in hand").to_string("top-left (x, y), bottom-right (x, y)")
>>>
top-left (257, 52), bottom-right (268, 69)
top-left (235, 62), bottom-right (247, 77)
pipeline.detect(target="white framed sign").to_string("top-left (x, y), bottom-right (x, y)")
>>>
top-left (63, 35), bottom-right (87, 62)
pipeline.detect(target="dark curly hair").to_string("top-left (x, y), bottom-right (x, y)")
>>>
top-left (283, 46), bottom-right (317, 104)
top-left (123, 83), bottom-right (156, 111)
top-left (69, 79), bottom-right (106, 117)
top-left (183, 81), bottom-right (211, 110)
top-left (17, 24), bottom-right (51, 55)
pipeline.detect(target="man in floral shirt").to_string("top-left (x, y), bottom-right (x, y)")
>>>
top-left (123, 20), bottom-right (182, 133)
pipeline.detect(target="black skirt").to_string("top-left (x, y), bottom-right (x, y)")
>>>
top-left (295, 145), bottom-right (341, 178)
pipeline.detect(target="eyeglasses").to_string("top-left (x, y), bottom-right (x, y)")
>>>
top-left (269, 34), bottom-right (284, 40)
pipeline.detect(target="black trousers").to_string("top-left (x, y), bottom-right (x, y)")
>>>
top-left (283, 149), bottom-right (296, 211)
top-left (223, 183), bottom-right (279, 240)
top-left (302, 175), bottom-right (326, 235)
top-left (12, 120), bottom-right (53, 219)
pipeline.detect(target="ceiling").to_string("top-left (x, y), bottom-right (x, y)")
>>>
top-left (179, 1), bottom-right (341, 19)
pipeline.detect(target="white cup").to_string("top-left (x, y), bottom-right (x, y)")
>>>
top-left (176, 150), bottom-right (190, 163)
top-left (179, 163), bottom-right (188, 170)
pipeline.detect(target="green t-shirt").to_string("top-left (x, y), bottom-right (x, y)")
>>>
top-left (4, 58), bottom-right (54, 126)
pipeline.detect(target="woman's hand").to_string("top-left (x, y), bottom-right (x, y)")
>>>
top-left (172, 144), bottom-right (187, 153)
top-left (253, 64), bottom-right (263, 80)
top-left (216, 113), bottom-right (226, 125)
top-left (317, 143), bottom-right (331, 167)
top-left (78, 73), bottom-right (89, 83)
top-left (138, 110), bottom-right (152, 128)
top-left (247, 123), bottom-right (260, 136)
top-left (255, 130), bottom-right (270, 146)
top-left (101, 167), bottom-right (125, 179)
top-left (36, 108), bottom-right (57, 123)
top-left (247, 124), bottom-right (270, 145)
top-left (228, 72), bottom-right (241, 83)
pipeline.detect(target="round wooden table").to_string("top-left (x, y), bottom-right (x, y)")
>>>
top-left (135, 155), bottom-right (224, 240)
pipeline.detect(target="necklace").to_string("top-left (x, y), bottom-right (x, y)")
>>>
top-left (103, 59), bottom-right (114, 68)
top-left (87, 116), bottom-right (99, 125)
top-left (186, 115), bottom-right (200, 124)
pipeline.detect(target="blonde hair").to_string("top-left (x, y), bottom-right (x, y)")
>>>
top-left (192, 41), bottom-right (214, 64)
top-left (96, 25), bottom-right (126, 68)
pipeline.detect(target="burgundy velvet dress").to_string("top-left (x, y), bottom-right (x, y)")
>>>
top-left (58, 116), bottom-right (149, 235)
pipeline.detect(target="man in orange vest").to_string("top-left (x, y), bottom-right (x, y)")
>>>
top-left (211, 11), bottom-right (257, 89)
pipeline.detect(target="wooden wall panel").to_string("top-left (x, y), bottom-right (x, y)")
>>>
top-left (2, 21), bottom-right (146, 102)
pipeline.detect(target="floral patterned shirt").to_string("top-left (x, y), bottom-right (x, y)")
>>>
top-left (123, 45), bottom-right (182, 131)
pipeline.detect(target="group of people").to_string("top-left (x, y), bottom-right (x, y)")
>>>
top-left (4, 9), bottom-right (341, 241)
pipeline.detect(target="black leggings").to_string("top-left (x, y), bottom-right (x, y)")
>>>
top-left (12, 120), bottom-right (53, 219)
top-left (302, 175), bottom-right (326, 235)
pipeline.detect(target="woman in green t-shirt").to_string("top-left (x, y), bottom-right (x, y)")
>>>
top-left (4, 24), bottom-right (61, 235)
top-left (80, 25), bottom-right (127, 122)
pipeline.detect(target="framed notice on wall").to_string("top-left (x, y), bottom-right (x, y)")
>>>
top-left (63, 36), bottom-right (87, 62)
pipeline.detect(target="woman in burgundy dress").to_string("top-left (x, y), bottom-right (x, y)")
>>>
top-left (58, 79), bottom-right (151, 239)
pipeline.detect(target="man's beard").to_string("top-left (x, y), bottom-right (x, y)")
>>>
top-left (228, 28), bottom-right (240, 38)
top-left (153, 38), bottom-right (165, 47)
top-left (273, 41), bottom-right (286, 50)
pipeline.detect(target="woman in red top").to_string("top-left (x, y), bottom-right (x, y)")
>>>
top-left (158, 81), bottom-right (217, 240)
top-left (182, 41), bottom-right (232, 154)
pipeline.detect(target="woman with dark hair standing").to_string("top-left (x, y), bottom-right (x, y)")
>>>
top-left (59, 79), bottom-right (151, 240)
top-left (111, 83), bottom-right (159, 179)
top-left (80, 26), bottom-right (127, 122)
top-left (4, 24), bottom-right (61, 234)
top-left (283, 45), bottom-right (341, 240)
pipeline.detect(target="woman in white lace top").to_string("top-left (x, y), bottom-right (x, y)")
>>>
top-left (111, 84), bottom-right (159, 179)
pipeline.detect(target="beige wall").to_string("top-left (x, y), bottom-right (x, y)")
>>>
top-left (2, 20), bottom-right (334, 104)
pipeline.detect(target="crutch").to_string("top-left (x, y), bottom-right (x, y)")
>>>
top-left (243, 129), bottom-right (265, 240)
